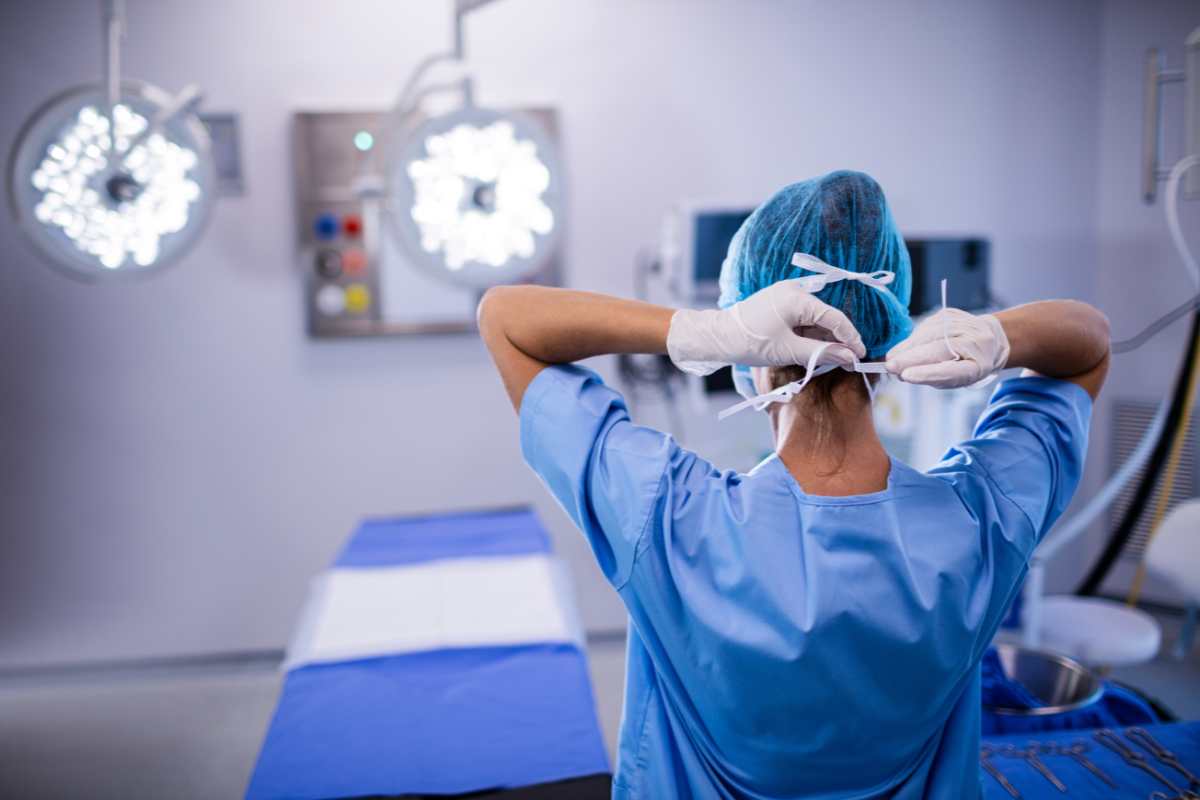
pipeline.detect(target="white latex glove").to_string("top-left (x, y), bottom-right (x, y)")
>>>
top-left (667, 279), bottom-right (866, 376)
top-left (885, 308), bottom-right (1010, 388)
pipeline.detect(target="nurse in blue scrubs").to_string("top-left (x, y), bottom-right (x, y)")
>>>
top-left (478, 171), bottom-right (1110, 799)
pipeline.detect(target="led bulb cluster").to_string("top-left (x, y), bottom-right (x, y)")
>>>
top-left (30, 104), bottom-right (202, 269)
top-left (406, 120), bottom-right (554, 270)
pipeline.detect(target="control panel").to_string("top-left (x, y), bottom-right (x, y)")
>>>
top-left (292, 109), bottom-right (562, 337)
top-left (294, 111), bottom-right (397, 336)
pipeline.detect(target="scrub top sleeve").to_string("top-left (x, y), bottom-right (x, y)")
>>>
top-left (520, 365), bottom-right (675, 588)
top-left (938, 375), bottom-right (1093, 548)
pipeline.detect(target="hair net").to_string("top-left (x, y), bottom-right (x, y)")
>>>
top-left (718, 170), bottom-right (912, 360)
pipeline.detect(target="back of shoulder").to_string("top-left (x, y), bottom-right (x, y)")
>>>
top-left (927, 375), bottom-right (1093, 546)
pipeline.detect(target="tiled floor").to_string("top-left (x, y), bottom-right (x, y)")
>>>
top-left (0, 614), bottom-right (1195, 799)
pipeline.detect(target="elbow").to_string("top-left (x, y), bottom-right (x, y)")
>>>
top-left (1077, 302), bottom-right (1111, 376)
top-left (1061, 300), bottom-right (1110, 363)
top-left (476, 285), bottom-right (515, 332)
top-left (1085, 302), bottom-right (1111, 362)
top-left (1087, 302), bottom-right (1111, 340)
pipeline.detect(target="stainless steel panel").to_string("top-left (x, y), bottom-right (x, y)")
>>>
top-left (292, 108), bottom-right (562, 338)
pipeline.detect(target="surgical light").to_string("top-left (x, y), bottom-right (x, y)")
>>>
top-left (7, 1), bottom-right (214, 280)
top-left (386, 0), bottom-right (564, 290)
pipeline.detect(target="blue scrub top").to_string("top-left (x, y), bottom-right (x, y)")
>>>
top-left (520, 366), bottom-right (1091, 800)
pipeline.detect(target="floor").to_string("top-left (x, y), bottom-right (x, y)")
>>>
top-left (0, 615), bottom-right (1195, 800)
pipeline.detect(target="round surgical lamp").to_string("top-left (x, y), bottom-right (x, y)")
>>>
top-left (6, 1), bottom-right (214, 281)
top-left (386, 0), bottom-right (564, 290)
top-left (389, 106), bottom-right (563, 289)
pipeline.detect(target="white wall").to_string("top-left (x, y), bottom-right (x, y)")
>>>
top-left (1087, 0), bottom-right (1200, 598)
top-left (0, 0), bottom-right (1104, 667)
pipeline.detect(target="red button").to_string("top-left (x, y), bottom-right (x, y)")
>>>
top-left (342, 248), bottom-right (368, 276)
top-left (342, 214), bottom-right (363, 237)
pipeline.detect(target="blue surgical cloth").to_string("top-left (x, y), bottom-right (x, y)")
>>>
top-left (718, 171), bottom-right (913, 360)
top-left (246, 508), bottom-right (610, 798)
top-left (521, 366), bottom-right (1091, 799)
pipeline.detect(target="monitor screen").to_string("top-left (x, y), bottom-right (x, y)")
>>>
top-left (905, 238), bottom-right (990, 315)
top-left (693, 210), bottom-right (752, 285)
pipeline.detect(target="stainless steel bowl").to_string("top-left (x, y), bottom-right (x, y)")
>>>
top-left (985, 643), bottom-right (1104, 716)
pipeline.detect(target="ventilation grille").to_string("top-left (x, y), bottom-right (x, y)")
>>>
top-left (1109, 401), bottom-right (1199, 560)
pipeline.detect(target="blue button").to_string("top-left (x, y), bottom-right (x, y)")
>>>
top-left (313, 213), bottom-right (339, 241)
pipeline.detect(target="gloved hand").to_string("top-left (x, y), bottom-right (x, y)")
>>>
top-left (885, 308), bottom-right (1010, 388)
top-left (667, 278), bottom-right (866, 376)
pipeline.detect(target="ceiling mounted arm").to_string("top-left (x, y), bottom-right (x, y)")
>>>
top-left (454, 0), bottom-right (501, 57)
top-left (395, 0), bottom-right (503, 117)
top-left (102, 0), bottom-right (125, 135)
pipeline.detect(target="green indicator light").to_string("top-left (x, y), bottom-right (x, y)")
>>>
top-left (353, 130), bottom-right (374, 152)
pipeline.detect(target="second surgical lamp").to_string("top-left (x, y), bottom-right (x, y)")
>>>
top-left (387, 0), bottom-right (564, 290)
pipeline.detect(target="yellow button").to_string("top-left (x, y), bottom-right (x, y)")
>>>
top-left (344, 283), bottom-right (371, 314)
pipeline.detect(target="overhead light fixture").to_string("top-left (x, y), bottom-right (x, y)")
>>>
top-left (7, 0), bottom-right (215, 281)
top-left (386, 0), bottom-right (564, 290)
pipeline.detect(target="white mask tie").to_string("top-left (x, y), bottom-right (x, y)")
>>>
top-left (791, 253), bottom-right (896, 292)
top-left (718, 253), bottom-right (896, 420)
top-left (718, 343), bottom-right (840, 421)
top-left (718, 354), bottom-right (890, 420)
top-left (940, 278), bottom-right (962, 360)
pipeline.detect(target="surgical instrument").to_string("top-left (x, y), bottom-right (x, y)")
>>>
top-left (1126, 727), bottom-right (1200, 789)
top-left (1000, 743), bottom-right (1066, 793)
top-left (1095, 729), bottom-right (1186, 796)
top-left (980, 745), bottom-right (1021, 799)
top-left (1049, 740), bottom-right (1118, 789)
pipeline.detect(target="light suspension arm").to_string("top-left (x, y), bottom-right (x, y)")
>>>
top-left (102, 0), bottom-right (125, 146)
top-left (118, 83), bottom-right (204, 167)
top-left (393, 0), bottom-right (502, 116)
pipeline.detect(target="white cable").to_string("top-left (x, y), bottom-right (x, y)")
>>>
top-left (1036, 400), bottom-right (1168, 559)
top-left (940, 278), bottom-right (962, 359)
top-left (1165, 155), bottom-right (1200, 288)
top-left (1034, 155), bottom-right (1200, 561)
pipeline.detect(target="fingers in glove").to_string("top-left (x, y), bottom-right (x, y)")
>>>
top-left (888, 310), bottom-right (971, 354)
top-left (898, 360), bottom-right (981, 388)
top-left (884, 326), bottom-right (938, 359)
top-left (807, 305), bottom-right (866, 359)
top-left (776, 338), bottom-right (857, 370)
top-left (885, 339), bottom-right (959, 375)
top-left (818, 343), bottom-right (859, 368)
top-left (885, 333), bottom-right (923, 358)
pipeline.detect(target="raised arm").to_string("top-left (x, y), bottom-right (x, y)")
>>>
top-left (478, 282), bottom-right (867, 411)
top-left (994, 300), bottom-right (1110, 398)
top-left (477, 286), bottom-right (673, 409)
top-left (886, 300), bottom-right (1110, 399)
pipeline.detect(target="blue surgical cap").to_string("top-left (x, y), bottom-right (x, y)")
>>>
top-left (718, 170), bottom-right (913, 359)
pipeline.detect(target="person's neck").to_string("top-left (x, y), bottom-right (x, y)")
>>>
top-left (770, 389), bottom-right (890, 497)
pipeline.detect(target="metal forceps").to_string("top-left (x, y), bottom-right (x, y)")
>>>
top-left (980, 745), bottom-right (1021, 799)
top-left (1051, 740), bottom-right (1118, 789)
top-left (1126, 727), bottom-right (1200, 789)
top-left (1001, 743), bottom-right (1066, 793)
top-left (1094, 729), bottom-right (1186, 796)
